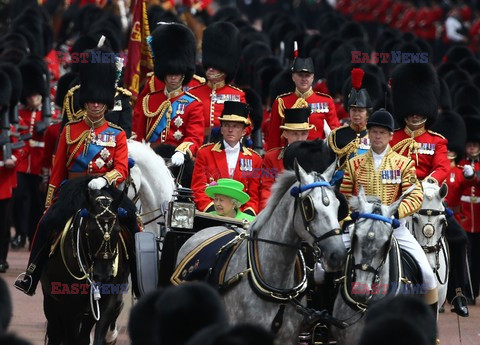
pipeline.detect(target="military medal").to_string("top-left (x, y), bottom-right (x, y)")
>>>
top-left (173, 130), bottom-right (183, 140)
top-left (100, 148), bottom-right (110, 160)
top-left (177, 103), bottom-right (185, 115)
top-left (113, 99), bottom-right (122, 111)
top-left (174, 116), bottom-right (184, 127)
top-left (382, 170), bottom-right (387, 184)
top-left (450, 172), bottom-right (455, 183)
top-left (395, 170), bottom-right (401, 184)
top-left (240, 158), bottom-right (244, 171)
top-left (95, 157), bottom-right (105, 169)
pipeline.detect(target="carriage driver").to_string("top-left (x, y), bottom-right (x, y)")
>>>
top-left (205, 178), bottom-right (255, 223)
top-left (340, 109), bottom-right (439, 316)
top-left (15, 48), bottom-right (136, 296)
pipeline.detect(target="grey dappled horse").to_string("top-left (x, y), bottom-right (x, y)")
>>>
top-left (408, 180), bottom-right (449, 312)
top-left (332, 188), bottom-right (409, 345)
top-left (175, 162), bottom-right (347, 344)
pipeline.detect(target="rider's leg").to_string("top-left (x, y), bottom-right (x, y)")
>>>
top-left (445, 217), bottom-right (469, 316)
top-left (394, 222), bottom-right (438, 318)
top-left (14, 214), bottom-right (50, 296)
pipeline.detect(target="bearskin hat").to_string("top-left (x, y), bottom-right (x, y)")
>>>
top-left (150, 23), bottom-right (195, 85)
top-left (464, 116), bottom-right (480, 143)
top-left (19, 59), bottom-right (48, 103)
top-left (438, 78), bottom-right (452, 111)
top-left (0, 71), bottom-right (12, 108)
top-left (283, 140), bottom-right (336, 173)
top-left (55, 71), bottom-right (78, 108)
top-left (202, 22), bottom-right (240, 83)
top-left (78, 48), bottom-right (117, 109)
top-left (391, 63), bottom-right (439, 128)
top-left (454, 84), bottom-right (480, 111)
top-left (431, 111), bottom-right (466, 156)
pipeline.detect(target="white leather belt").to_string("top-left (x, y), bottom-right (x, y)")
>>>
top-left (461, 195), bottom-right (480, 204)
top-left (29, 140), bottom-right (45, 148)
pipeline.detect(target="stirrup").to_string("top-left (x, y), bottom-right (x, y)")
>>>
top-left (14, 273), bottom-right (34, 296)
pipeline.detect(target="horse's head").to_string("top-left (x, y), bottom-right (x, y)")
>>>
top-left (84, 189), bottom-right (124, 283)
top-left (291, 160), bottom-right (348, 272)
top-left (410, 180), bottom-right (448, 247)
top-left (348, 187), bottom-right (401, 302)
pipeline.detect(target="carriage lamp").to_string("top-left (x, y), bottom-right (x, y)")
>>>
top-left (168, 188), bottom-right (195, 229)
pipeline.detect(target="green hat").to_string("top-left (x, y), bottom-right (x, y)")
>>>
top-left (205, 179), bottom-right (250, 205)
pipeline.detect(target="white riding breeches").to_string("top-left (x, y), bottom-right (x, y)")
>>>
top-left (342, 219), bottom-right (437, 291)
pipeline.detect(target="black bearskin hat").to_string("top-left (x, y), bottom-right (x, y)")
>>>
top-left (0, 71), bottom-right (12, 108)
top-left (464, 116), bottom-right (480, 143)
top-left (391, 63), bottom-right (439, 129)
top-left (431, 111), bottom-right (466, 156)
top-left (78, 48), bottom-right (117, 109)
top-left (55, 71), bottom-right (78, 108)
top-left (283, 140), bottom-right (335, 173)
top-left (150, 24), bottom-right (195, 85)
top-left (202, 22), bottom-right (240, 83)
top-left (0, 63), bottom-right (22, 107)
top-left (19, 58), bottom-right (48, 103)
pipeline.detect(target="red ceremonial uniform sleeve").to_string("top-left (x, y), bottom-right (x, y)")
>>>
top-left (191, 148), bottom-right (215, 211)
top-left (49, 126), bottom-right (68, 190)
top-left (133, 99), bottom-right (148, 141)
top-left (242, 154), bottom-right (262, 214)
top-left (325, 97), bottom-right (340, 129)
top-left (259, 150), bottom-right (283, 211)
top-left (180, 100), bottom-right (205, 156)
top-left (428, 136), bottom-right (449, 184)
top-left (266, 98), bottom-right (283, 151)
top-left (111, 130), bottom-right (128, 185)
top-left (41, 123), bottom-right (61, 171)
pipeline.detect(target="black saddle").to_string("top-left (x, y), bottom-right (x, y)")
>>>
top-left (400, 248), bottom-right (423, 288)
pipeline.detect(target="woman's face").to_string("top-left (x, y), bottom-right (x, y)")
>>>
top-left (213, 194), bottom-right (237, 218)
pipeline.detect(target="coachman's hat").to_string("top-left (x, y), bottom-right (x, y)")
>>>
top-left (78, 48), bottom-right (117, 109)
top-left (291, 57), bottom-right (314, 74)
top-left (367, 109), bottom-right (395, 132)
top-left (391, 63), bottom-right (439, 129)
top-left (205, 179), bottom-right (250, 205)
top-left (202, 22), bottom-right (240, 83)
top-left (218, 101), bottom-right (251, 126)
top-left (347, 68), bottom-right (372, 110)
top-left (150, 23), bottom-right (195, 85)
top-left (280, 107), bottom-right (314, 130)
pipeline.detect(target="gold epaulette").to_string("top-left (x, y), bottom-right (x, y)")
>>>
top-left (391, 137), bottom-right (415, 156)
top-left (107, 121), bottom-right (124, 131)
top-left (276, 91), bottom-right (293, 99)
top-left (192, 74), bottom-right (206, 84)
top-left (246, 147), bottom-right (261, 157)
top-left (314, 91), bottom-right (333, 99)
top-left (199, 142), bottom-right (215, 150)
top-left (116, 86), bottom-right (132, 97)
top-left (266, 146), bottom-right (283, 154)
top-left (227, 84), bottom-right (244, 92)
top-left (427, 130), bottom-right (446, 139)
top-left (185, 91), bottom-right (201, 102)
top-left (65, 118), bottom-right (83, 126)
top-left (146, 71), bottom-right (154, 77)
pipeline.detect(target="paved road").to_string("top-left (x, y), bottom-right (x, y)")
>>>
top-left (2, 245), bottom-right (479, 345)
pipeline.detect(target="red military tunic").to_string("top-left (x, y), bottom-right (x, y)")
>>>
top-left (132, 73), bottom-right (205, 136)
top-left (456, 158), bottom-right (480, 233)
top-left (0, 125), bottom-right (23, 200)
top-left (47, 118), bottom-right (128, 207)
top-left (17, 107), bottom-right (46, 176)
top-left (266, 89), bottom-right (339, 151)
top-left (391, 127), bottom-right (449, 185)
top-left (188, 81), bottom-right (246, 130)
top-left (41, 122), bottom-right (62, 177)
top-left (191, 142), bottom-right (262, 214)
top-left (134, 88), bottom-right (204, 156)
top-left (260, 147), bottom-right (284, 210)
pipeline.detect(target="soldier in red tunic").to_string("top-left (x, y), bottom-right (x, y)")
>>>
top-left (188, 22), bottom-right (246, 143)
top-left (260, 108), bottom-right (313, 210)
top-left (191, 101), bottom-right (262, 216)
top-left (266, 56), bottom-right (339, 151)
top-left (133, 23), bottom-right (204, 165)
top-left (15, 48), bottom-right (131, 296)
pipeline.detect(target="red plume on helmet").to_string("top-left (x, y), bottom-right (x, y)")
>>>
top-left (351, 68), bottom-right (365, 90)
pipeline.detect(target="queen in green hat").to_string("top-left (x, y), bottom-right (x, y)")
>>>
top-left (205, 178), bottom-right (255, 222)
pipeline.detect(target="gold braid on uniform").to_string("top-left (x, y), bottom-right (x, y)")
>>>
top-left (63, 85), bottom-right (84, 121)
top-left (391, 138), bottom-right (419, 165)
top-left (328, 132), bottom-right (360, 170)
top-left (65, 125), bottom-right (91, 166)
top-left (142, 94), bottom-right (173, 141)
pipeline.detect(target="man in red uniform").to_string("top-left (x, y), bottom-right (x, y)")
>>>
top-left (15, 48), bottom-right (131, 296)
top-left (266, 56), bottom-right (339, 151)
top-left (456, 115), bottom-right (480, 305)
top-left (191, 101), bottom-right (262, 215)
top-left (133, 23), bottom-right (204, 165)
top-left (390, 63), bottom-right (469, 315)
top-left (260, 107), bottom-right (313, 210)
top-left (188, 22), bottom-right (246, 143)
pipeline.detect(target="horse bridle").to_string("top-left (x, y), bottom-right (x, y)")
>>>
top-left (290, 179), bottom-right (342, 257)
top-left (348, 212), bottom-right (399, 303)
top-left (411, 207), bottom-right (449, 284)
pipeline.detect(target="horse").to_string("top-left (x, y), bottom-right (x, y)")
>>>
top-left (332, 188), bottom-right (420, 345)
top-left (40, 178), bottom-right (134, 345)
top-left (408, 180), bottom-right (449, 313)
top-left (126, 140), bottom-right (175, 234)
top-left (174, 161), bottom-right (348, 344)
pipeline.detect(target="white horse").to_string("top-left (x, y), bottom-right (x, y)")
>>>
top-left (408, 180), bottom-right (449, 313)
top-left (126, 140), bottom-right (175, 233)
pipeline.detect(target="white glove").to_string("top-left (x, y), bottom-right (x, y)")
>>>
top-left (463, 165), bottom-right (474, 179)
top-left (88, 177), bottom-right (108, 190)
top-left (171, 151), bottom-right (185, 166)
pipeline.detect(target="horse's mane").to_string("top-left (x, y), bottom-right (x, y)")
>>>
top-left (254, 170), bottom-right (297, 228)
top-left (127, 140), bottom-right (175, 204)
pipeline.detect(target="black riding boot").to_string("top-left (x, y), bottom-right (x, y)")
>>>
top-left (429, 302), bottom-right (438, 320)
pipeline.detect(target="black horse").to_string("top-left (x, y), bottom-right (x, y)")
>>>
top-left (40, 177), bottom-right (137, 345)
